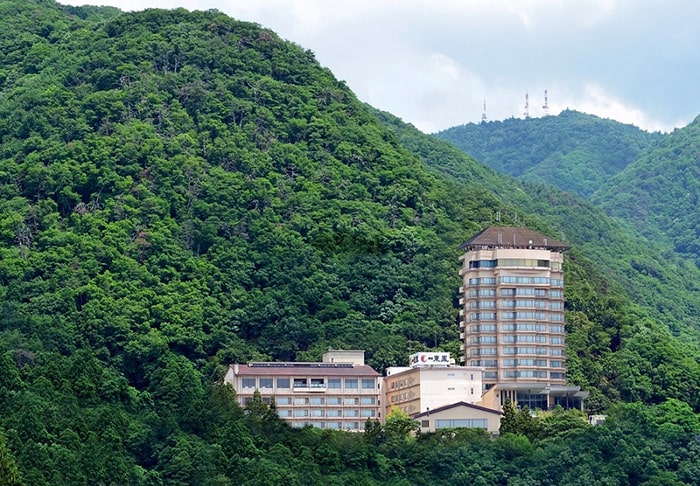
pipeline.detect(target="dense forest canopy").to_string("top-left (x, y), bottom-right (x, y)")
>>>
top-left (593, 116), bottom-right (700, 265)
top-left (0, 1), bottom-right (697, 483)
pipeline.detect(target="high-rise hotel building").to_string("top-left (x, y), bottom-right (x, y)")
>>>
top-left (458, 226), bottom-right (587, 410)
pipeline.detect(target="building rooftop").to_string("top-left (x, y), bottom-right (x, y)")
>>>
top-left (412, 401), bottom-right (502, 418)
top-left (459, 226), bottom-right (569, 252)
top-left (232, 363), bottom-right (381, 377)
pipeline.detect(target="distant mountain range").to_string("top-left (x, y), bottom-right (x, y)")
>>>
top-left (435, 110), bottom-right (662, 198)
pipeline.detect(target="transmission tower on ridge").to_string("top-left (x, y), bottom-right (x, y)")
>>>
top-left (481, 99), bottom-right (488, 123)
top-left (542, 89), bottom-right (550, 116)
top-left (524, 92), bottom-right (530, 119)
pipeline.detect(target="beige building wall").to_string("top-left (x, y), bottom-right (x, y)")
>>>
top-left (384, 366), bottom-right (482, 417)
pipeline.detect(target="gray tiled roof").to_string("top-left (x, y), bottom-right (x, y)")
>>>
top-left (234, 363), bottom-right (381, 377)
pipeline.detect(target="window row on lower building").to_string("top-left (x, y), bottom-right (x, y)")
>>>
top-left (278, 408), bottom-right (377, 418)
top-left (291, 421), bottom-right (366, 430)
top-left (243, 396), bottom-right (377, 406)
top-left (241, 377), bottom-right (377, 390)
top-left (433, 418), bottom-right (487, 430)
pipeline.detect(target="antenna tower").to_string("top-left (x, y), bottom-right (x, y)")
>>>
top-left (542, 89), bottom-right (550, 116)
top-left (523, 92), bottom-right (530, 119)
top-left (481, 99), bottom-right (488, 123)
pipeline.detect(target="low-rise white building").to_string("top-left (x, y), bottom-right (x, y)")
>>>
top-left (383, 352), bottom-right (484, 417)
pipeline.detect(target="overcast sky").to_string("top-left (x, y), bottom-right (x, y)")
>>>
top-left (60, 0), bottom-right (700, 133)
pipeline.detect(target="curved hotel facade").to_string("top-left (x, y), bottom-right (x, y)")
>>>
top-left (459, 226), bottom-right (586, 410)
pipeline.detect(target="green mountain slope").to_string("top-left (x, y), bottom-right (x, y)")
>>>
top-left (0, 1), bottom-right (698, 483)
top-left (592, 116), bottom-right (700, 265)
top-left (435, 110), bottom-right (662, 198)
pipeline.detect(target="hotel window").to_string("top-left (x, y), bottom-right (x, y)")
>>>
top-left (327, 378), bottom-right (341, 389)
top-left (310, 378), bottom-right (325, 388)
top-left (294, 409), bottom-right (309, 417)
top-left (310, 409), bottom-right (325, 417)
top-left (327, 397), bottom-right (342, 405)
top-left (292, 422), bottom-right (306, 428)
top-left (345, 409), bottom-right (359, 417)
top-left (276, 396), bottom-right (292, 405)
top-left (361, 409), bottom-right (376, 418)
top-left (242, 378), bottom-right (256, 389)
top-left (327, 422), bottom-right (342, 430)
top-left (277, 409), bottom-right (292, 417)
top-left (435, 419), bottom-right (487, 430)
top-left (259, 378), bottom-right (273, 389)
top-left (550, 372), bottom-right (565, 380)
top-left (345, 378), bottom-right (358, 389)
top-left (310, 422), bottom-right (324, 429)
top-left (293, 378), bottom-right (307, 388)
top-left (345, 422), bottom-right (360, 430)
top-left (550, 337), bottom-right (564, 344)
top-left (294, 397), bottom-right (308, 405)
top-left (327, 410), bottom-right (342, 417)
top-left (344, 397), bottom-right (359, 406)
top-left (362, 378), bottom-right (376, 389)
top-left (360, 397), bottom-right (376, 405)
top-left (551, 349), bottom-right (565, 356)
top-left (310, 397), bottom-right (324, 405)
top-left (483, 371), bottom-right (498, 379)
top-left (550, 360), bottom-right (564, 368)
top-left (276, 378), bottom-right (290, 388)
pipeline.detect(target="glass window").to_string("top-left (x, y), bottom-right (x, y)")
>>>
top-left (326, 422), bottom-right (342, 430)
top-left (259, 378), bottom-right (273, 388)
top-left (310, 422), bottom-right (324, 429)
top-left (327, 410), bottom-right (342, 417)
top-left (294, 409), bottom-right (309, 417)
top-left (310, 378), bottom-right (325, 388)
top-left (277, 409), bottom-right (292, 417)
top-left (343, 397), bottom-right (358, 406)
top-left (345, 409), bottom-right (359, 417)
top-left (276, 396), bottom-right (292, 405)
top-left (276, 378), bottom-right (290, 388)
top-left (326, 397), bottom-right (342, 405)
top-left (345, 378), bottom-right (358, 389)
top-left (242, 378), bottom-right (256, 388)
top-left (327, 378), bottom-right (341, 389)
top-left (309, 397), bottom-right (324, 405)
top-left (362, 378), bottom-right (376, 389)
top-left (360, 396), bottom-right (376, 405)
top-left (293, 378), bottom-right (307, 388)
top-left (344, 422), bottom-right (359, 430)
top-left (361, 409), bottom-right (376, 417)
top-left (294, 397), bottom-right (308, 405)
top-left (310, 409), bottom-right (325, 417)
top-left (435, 419), bottom-right (487, 429)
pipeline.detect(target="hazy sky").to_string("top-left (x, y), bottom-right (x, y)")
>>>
top-left (60, 0), bottom-right (700, 133)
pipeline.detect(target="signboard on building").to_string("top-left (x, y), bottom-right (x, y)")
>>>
top-left (409, 352), bottom-right (451, 368)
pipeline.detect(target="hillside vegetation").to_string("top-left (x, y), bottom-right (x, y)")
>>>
top-left (0, 2), bottom-right (698, 483)
top-left (435, 110), bottom-right (662, 198)
top-left (593, 116), bottom-right (700, 265)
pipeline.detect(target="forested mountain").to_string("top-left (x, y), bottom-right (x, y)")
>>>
top-left (435, 110), bottom-right (662, 198)
top-left (592, 116), bottom-right (700, 265)
top-left (0, 1), bottom-right (698, 483)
